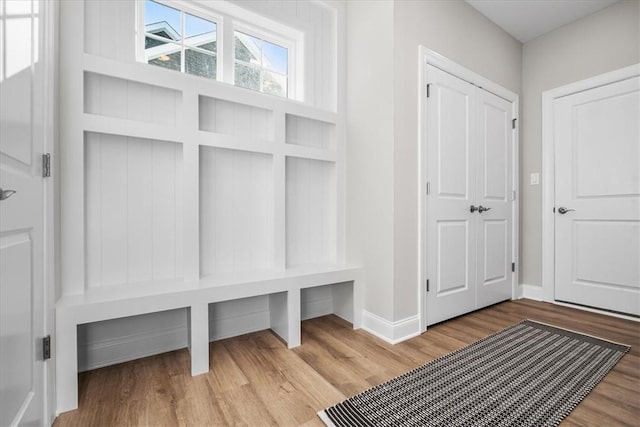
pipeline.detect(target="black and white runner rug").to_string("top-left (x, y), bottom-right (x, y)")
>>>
top-left (318, 320), bottom-right (629, 427)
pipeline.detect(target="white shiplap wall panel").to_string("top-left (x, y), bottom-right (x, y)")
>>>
top-left (85, 134), bottom-right (183, 287)
top-left (286, 157), bottom-right (335, 267)
top-left (200, 147), bottom-right (273, 275)
top-left (85, 72), bottom-right (181, 126)
top-left (199, 96), bottom-right (274, 140)
top-left (285, 114), bottom-right (334, 149)
top-left (85, 0), bottom-right (135, 62)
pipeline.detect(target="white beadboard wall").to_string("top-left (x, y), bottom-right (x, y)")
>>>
top-left (286, 157), bottom-right (336, 267)
top-left (85, 72), bottom-right (182, 126)
top-left (199, 147), bottom-right (273, 275)
top-left (85, 133), bottom-right (184, 287)
top-left (199, 96), bottom-right (274, 140)
top-left (64, 0), bottom-right (345, 373)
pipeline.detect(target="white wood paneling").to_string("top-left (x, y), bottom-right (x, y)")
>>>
top-left (285, 114), bottom-right (334, 149)
top-left (199, 96), bottom-right (274, 140)
top-left (84, 0), bottom-right (135, 61)
top-left (85, 133), bottom-right (183, 287)
top-left (84, 72), bottom-right (181, 126)
top-left (286, 157), bottom-right (336, 267)
top-left (200, 146), bottom-right (273, 275)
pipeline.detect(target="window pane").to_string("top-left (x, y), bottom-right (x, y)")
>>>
top-left (234, 62), bottom-right (260, 91)
top-left (147, 42), bottom-right (181, 71)
top-left (186, 49), bottom-right (216, 79)
top-left (262, 71), bottom-right (287, 97)
top-left (263, 41), bottom-right (288, 75)
top-left (185, 13), bottom-right (216, 53)
top-left (234, 31), bottom-right (262, 66)
top-left (145, 0), bottom-right (181, 40)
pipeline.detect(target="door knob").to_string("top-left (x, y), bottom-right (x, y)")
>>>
top-left (470, 205), bottom-right (478, 213)
top-left (0, 188), bottom-right (16, 201)
top-left (478, 205), bottom-right (492, 213)
top-left (557, 207), bottom-right (575, 214)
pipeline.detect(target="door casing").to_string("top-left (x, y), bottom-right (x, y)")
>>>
top-left (541, 63), bottom-right (640, 315)
top-left (418, 47), bottom-right (520, 332)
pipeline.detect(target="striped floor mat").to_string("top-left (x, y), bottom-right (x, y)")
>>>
top-left (318, 320), bottom-right (629, 427)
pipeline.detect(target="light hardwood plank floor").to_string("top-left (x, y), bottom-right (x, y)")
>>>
top-left (54, 299), bottom-right (640, 426)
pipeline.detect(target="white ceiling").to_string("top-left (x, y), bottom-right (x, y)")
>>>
top-left (466, 0), bottom-right (620, 43)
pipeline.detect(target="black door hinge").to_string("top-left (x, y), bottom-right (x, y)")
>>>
top-left (43, 335), bottom-right (51, 360)
top-left (512, 118), bottom-right (517, 129)
top-left (426, 279), bottom-right (430, 292)
top-left (512, 262), bottom-right (515, 273)
top-left (426, 84), bottom-right (431, 98)
top-left (42, 153), bottom-right (51, 177)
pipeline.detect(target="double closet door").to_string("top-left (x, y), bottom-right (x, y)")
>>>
top-left (426, 65), bottom-right (515, 326)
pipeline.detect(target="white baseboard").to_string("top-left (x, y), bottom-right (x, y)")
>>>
top-left (519, 283), bottom-right (548, 301)
top-left (361, 310), bottom-right (421, 345)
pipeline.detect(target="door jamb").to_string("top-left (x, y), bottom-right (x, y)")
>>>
top-left (418, 47), bottom-right (520, 332)
top-left (540, 63), bottom-right (640, 304)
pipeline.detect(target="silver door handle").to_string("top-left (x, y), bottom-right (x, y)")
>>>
top-left (478, 205), bottom-right (491, 213)
top-left (470, 205), bottom-right (478, 213)
top-left (557, 207), bottom-right (575, 214)
top-left (0, 188), bottom-right (16, 201)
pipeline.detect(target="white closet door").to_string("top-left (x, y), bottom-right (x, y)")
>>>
top-left (475, 88), bottom-right (513, 309)
top-left (554, 76), bottom-right (640, 316)
top-left (426, 65), bottom-right (477, 325)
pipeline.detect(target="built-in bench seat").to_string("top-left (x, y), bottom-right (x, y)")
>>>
top-left (55, 264), bottom-right (363, 413)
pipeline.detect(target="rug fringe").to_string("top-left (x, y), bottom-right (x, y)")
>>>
top-left (317, 410), bottom-right (336, 427)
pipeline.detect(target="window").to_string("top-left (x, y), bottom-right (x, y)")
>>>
top-left (144, 0), bottom-right (217, 79)
top-left (140, 0), bottom-right (299, 99)
top-left (234, 31), bottom-right (288, 97)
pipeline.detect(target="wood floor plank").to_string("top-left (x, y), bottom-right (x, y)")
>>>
top-left (54, 300), bottom-right (640, 427)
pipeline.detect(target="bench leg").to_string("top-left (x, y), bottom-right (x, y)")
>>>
top-left (55, 311), bottom-right (78, 413)
top-left (188, 303), bottom-right (209, 376)
top-left (353, 277), bottom-right (363, 329)
top-left (287, 288), bottom-right (301, 348)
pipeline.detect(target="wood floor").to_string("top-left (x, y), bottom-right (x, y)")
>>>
top-left (54, 299), bottom-right (640, 426)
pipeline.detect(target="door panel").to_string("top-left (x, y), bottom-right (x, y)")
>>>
top-left (554, 76), bottom-right (640, 316)
top-left (476, 89), bottom-right (513, 309)
top-left (426, 65), bottom-right (476, 325)
top-left (0, 0), bottom-right (45, 425)
top-left (436, 220), bottom-right (470, 294)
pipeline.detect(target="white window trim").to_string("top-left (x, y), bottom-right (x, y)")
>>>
top-left (135, 0), bottom-right (304, 101)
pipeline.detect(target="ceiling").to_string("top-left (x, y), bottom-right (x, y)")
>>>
top-left (465, 0), bottom-right (620, 43)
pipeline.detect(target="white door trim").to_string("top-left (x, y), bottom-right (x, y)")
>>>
top-left (540, 63), bottom-right (640, 304)
top-left (43, 0), bottom-right (59, 423)
top-left (418, 47), bottom-right (520, 332)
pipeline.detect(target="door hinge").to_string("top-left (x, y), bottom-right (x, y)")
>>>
top-left (426, 181), bottom-right (430, 195)
top-left (511, 262), bottom-right (515, 273)
top-left (426, 83), bottom-right (431, 98)
top-left (43, 335), bottom-right (51, 360)
top-left (512, 190), bottom-right (516, 201)
top-left (512, 118), bottom-right (517, 129)
top-left (426, 279), bottom-right (430, 292)
top-left (42, 153), bottom-right (51, 178)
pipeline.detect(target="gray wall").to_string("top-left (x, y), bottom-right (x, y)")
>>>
top-left (346, 0), bottom-right (522, 322)
top-left (346, 0), bottom-right (395, 320)
top-left (521, 0), bottom-right (640, 288)
top-left (392, 0), bottom-right (522, 320)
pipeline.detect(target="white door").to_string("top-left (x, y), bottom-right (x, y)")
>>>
top-left (426, 65), bottom-right (477, 325)
top-left (426, 65), bottom-right (514, 326)
top-left (554, 76), bottom-right (640, 316)
top-left (0, 0), bottom-right (46, 425)
top-left (475, 88), bottom-right (513, 309)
